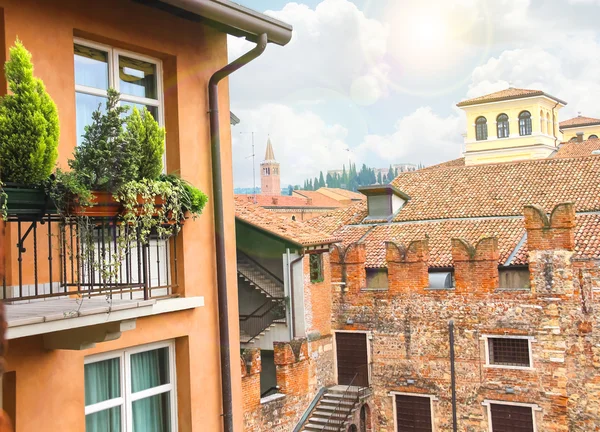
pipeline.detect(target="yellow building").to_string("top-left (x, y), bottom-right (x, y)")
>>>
top-left (559, 115), bottom-right (600, 141)
top-left (457, 88), bottom-right (567, 165)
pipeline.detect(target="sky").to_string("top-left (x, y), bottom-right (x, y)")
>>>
top-left (228, 0), bottom-right (600, 188)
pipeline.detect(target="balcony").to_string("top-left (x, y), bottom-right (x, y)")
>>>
top-left (2, 210), bottom-right (202, 347)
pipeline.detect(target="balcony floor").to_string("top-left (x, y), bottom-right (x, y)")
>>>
top-left (5, 296), bottom-right (204, 340)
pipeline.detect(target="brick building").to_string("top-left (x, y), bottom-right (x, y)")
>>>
top-left (304, 151), bottom-right (600, 431)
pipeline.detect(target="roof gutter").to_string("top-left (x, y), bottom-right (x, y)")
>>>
top-left (157, 0), bottom-right (293, 45)
top-left (209, 33), bottom-right (268, 432)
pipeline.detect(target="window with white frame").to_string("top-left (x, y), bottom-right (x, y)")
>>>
top-left (485, 400), bottom-right (537, 432)
top-left (85, 341), bottom-right (176, 432)
top-left (392, 393), bottom-right (435, 432)
top-left (74, 39), bottom-right (163, 145)
top-left (485, 336), bottom-right (532, 368)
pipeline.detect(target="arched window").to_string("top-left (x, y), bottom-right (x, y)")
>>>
top-left (360, 404), bottom-right (371, 432)
top-left (540, 110), bottom-right (545, 134)
top-left (291, 215), bottom-right (296, 221)
top-left (547, 112), bottom-right (551, 135)
top-left (497, 114), bottom-right (509, 138)
top-left (519, 111), bottom-right (532, 136)
top-left (570, 137), bottom-right (578, 142)
top-left (590, 135), bottom-right (598, 139)
top-left (475, 116), bottom-right (488, 141)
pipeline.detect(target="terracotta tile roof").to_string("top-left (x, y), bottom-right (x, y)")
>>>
top-left (235, 194), bottom-right (338, 208)
top-left (317, 188), bottom-right (366, 201)
top-left (555, 139), bottom-right (600, 158)
top-left (305, 201), bottom-right (368, 234)
top-left (290, 191), bottom-right (345, 208)
top-left (421, 157), bottom-right (466, 171)
top-left (390, 155), bottom-right (600, 222)
top-left (234, 196), bottom-right (340, 247)
top-left (352, 218), bottom-right (525, 268)
top-left (456, 88), bottom-right (566, 107)
top-left (559, 116), bottom-right (600, 128)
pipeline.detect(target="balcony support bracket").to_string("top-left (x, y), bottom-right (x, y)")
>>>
top-left (42, 319), bottom-right (136, 350)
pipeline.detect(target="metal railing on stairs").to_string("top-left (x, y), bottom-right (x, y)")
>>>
top-left (239, 298), bottom-right (286, 343)
top-left (323, 374), bottom-right (367, 431)
top-left (237, 251), bottom-right (284, 298)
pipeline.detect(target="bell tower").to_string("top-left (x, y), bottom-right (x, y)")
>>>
top-left (260, 138), bottom-right (280, 196)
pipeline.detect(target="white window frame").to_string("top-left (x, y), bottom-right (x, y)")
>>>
top-left (481, 334), bottom-right (535, 370)
top-left (74, 38), bottom-right (164, 128)
top-left (482, 399), bottom-right (540, 432)
top-left (84, 340), bottom-right (178, 432)
top-left (390, 391), bottom-right (437, 432)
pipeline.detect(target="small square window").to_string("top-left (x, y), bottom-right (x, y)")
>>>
top-left (488, 337), bottom-right (531, 368)
top-left (309, 253), bottom-right (323, 283)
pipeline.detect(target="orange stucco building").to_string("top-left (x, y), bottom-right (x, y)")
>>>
top-left (0, 1), bottom-right (291, 431)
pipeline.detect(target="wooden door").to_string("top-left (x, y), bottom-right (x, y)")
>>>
top-left (335, 332), bottom-right (369, 387)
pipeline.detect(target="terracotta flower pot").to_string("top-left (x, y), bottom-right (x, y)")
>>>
top-left (70, 191), bottom-right (121, 217)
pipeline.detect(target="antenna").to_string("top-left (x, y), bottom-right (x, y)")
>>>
top-left (241, 131), bottom-right (256, 203)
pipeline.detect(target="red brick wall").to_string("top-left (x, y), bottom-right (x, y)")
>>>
top-left (386, 240), bottom-right (429, 294)
top-left (303, 252), bottom-right (333, 336)
top-left (452, 237), bottom-right (500, 294)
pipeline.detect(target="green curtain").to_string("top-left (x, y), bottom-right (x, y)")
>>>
top-left (85, 358), bottom-right (121, 432)
top-left (131, 348), bottom-right (171, 432)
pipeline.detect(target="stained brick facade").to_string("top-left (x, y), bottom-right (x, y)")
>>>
top-left (329, 203), bottom-right (600, 431)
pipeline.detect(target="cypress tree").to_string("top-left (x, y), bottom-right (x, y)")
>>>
top-left (0, 40), bottom-right (59, 184)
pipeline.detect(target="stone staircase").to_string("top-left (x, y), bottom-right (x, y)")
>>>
top-left (302, 386), bottom-right (363, 431)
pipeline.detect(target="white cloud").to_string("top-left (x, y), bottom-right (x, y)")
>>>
top-left (228, 0), bottom-right (390, 106)
top-left (355, 107), bottom-right (464, 167)
top-left (232, 104), bottom-right (351, 187)
top-left (466, 34), bottom-right (600, 118)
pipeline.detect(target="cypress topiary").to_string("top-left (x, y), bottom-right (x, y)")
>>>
top-left (0, 40), bottom-right (59, 184)
top-left (125, 106), bottom-right (165, 180)
top-left (69, 88), bottom-right (137, 191)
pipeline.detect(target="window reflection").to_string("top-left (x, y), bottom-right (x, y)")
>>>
top-left (119, 56), bottom-right (157, 100)
top-left (76, 93), bottom-right (106, 145)
top-left (75, 44), bottom-right (109, 90)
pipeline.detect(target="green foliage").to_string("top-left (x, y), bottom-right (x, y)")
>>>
top-left (0, 40), bottom-right (59, 184)
top-left (69, 88), bottom-right (135, 191)
top-left (125, 107), bottom-right (165, 180)
top-left (160, 174), bottom-right (208, 216)
top-left (45, 169), bottom-right (93, 214)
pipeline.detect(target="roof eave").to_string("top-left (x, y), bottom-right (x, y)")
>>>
top-left (456, 92), bottom-right (567, 108)
top-left (152, 0), bottom-right (293, 46)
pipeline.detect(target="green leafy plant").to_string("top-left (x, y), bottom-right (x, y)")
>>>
top-left (0, 39), bottom-right (59, 185)
top-left (125, 107), bottom-right (165, 180)
top-left (69, 88), bottom-right (136, 191)
top-left (159, 174), bottom-right (208, 216)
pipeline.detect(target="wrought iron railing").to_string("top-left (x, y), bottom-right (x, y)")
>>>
top-left (323, 374), bottom-right (367, 431)
top-left (237, 251), bottom-right (284, 299)
top-left (239, 298), bottom-right (286, 343)
top-left (1, 214), bottom-right (178, 302)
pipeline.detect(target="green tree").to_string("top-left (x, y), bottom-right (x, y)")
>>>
top-left (388, 165), bottom-right (395, 182)
top-left (377, 171), bottom-right (382, 184)
top-left (308, 179), bottom-right (313, 190)
top-left (287, 185), bottom-right (293, 195)
top-left (125, 106), bottom-right (165, 180)
top-left (314, 177), bottom-right (319, 191)
top-left (318, 171), bottom-right (325, 188)
top-left (0, 40), bottom-right (59, 184)
top-left (69, 89), bottom-right (134, 190)
top-left (341, 165), bottom-right (348, 188)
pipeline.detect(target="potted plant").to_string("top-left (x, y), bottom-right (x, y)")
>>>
top-left (0, 40), bottom-right (59, 217)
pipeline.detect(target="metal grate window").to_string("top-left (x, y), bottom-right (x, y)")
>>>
top-left (490, 403), bottom-right (534, 432)
top-left (488, 337), bottom-right (531, 367)
top-left (395, 395), bottom-right (432, 432)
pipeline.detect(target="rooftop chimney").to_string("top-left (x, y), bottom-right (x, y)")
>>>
top-left (577, 132), bottom-right (584, 142)
top-left (306, 197), bottom-right (313, 206)
top-left (272, 197), bottom-right (278, 205)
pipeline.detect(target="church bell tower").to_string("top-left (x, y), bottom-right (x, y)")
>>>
top-left (260, 138), bottom-right (280, 196)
